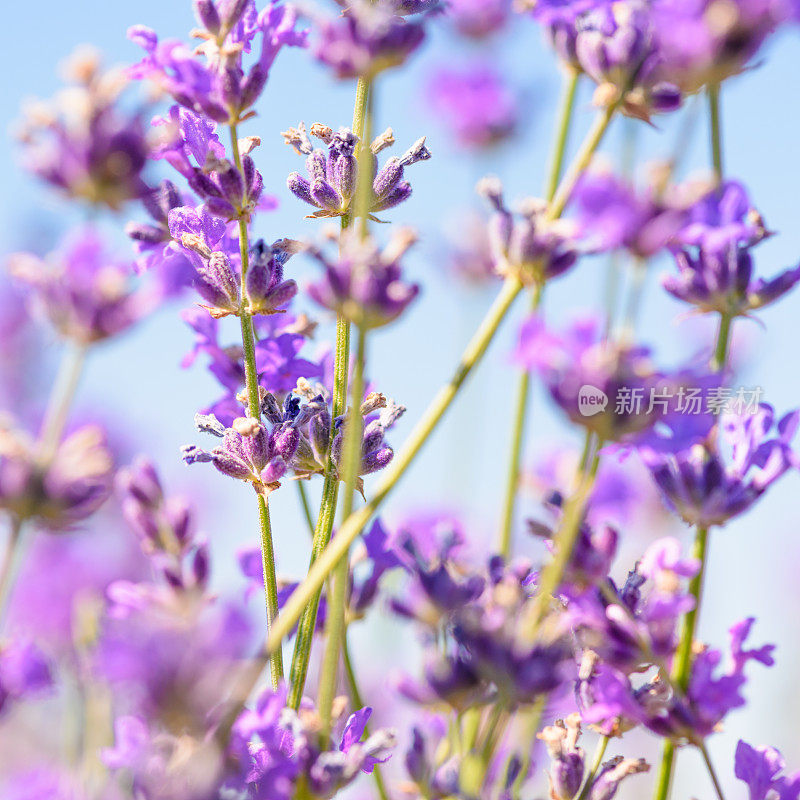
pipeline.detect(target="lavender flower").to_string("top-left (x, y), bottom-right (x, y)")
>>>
top-left (426, 64), bottom-right (518, 149)
top-left (641, 403), bottom-right (799, 528)
top-left (17, 47), bottom-right (149, 209)
top-left (0, 420), bottom-right (114, 528)
top-left (478, 176), bottom-right (579, 286)
top-left (652, 0), bottom-right (794, 93)
top-left (0, 638), bottom-right (52, 716)
top-left (305, 228), bottom-right (420, 329)
top-left (572, 168), bottom-right (702, 258)
top-left (735, 739), bottom-right (800, 799)
top-left (573, 0), bottom-right (682, 120)
top-left (514, 315), bottom-right (717, 446)
top-left (445, 0), bottom-right (512, 37)
top-left (128, 1), bottom-right (307, 123)
top-left (284, 121), bottom-right (431, 219)
top-left (8, 229), bottom-right (154, 344)
top-left (313, 0), bottom-right (426, 79)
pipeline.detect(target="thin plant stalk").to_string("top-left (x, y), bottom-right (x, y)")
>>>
top-left (652, 84), bottom-right (730, 800)
top-left (498, 70), bottom-right (580, 558)
top-left (317, 326), bottom-right (366, 733)
top-left (229, 121), bottom-right (284, 687)
top-left (575, 735), bottom-right (610, 800)
top-left (342, 632), bottom-right (391, 800)
top-left (287, 75), bottom-right (371, 709)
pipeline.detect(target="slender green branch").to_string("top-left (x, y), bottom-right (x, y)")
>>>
top-left (287, 76), bottom-right (371, 708)
top-left (575, 735), bottom-right (610, 800)
top-left (700, 743), bottom-right (727, 800)
top-left (318, 327), bottom-right (366, 733)
top-left (0, 517), bottom-right (23, 628)
top-left (545, 70), bottom-right (581, 203)
top-left (652, 740), bottom-right (676, 800)
top-left (498, 71), bottom-right (580, 558)
top-left (229, 122), bottom-right (284, 688)
top-left (530, 432), bottom-right (602, 629)
top-left (708, 85), bottom-right (723, 183)
top-left (713, 313), bottom-right (732, 371)
top-left (296, 482), bottom-right (316, 537)
top-left (342, 633), bottom-right (391, 800)
top-left (37, 342), bottom-right (87, 463)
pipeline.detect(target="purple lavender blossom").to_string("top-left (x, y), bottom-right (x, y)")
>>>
top-left (514, 315), bottom-right (717, 446)
top-left (17, 48), bottom-right (150, 209)
top-left (652, 0), bottom-right (794, 92)
top-left (426, 64), bottom-right (518, 149)
top-left (641, 403), bottom-right (799, 528)
top-left (735, 739), bottom-right (800, 799)
top-left (284, 122), bottom-right (431, 220)
top-left (8, 229), bottom-right (154, 344)
top-left (305, 228), bottom-right (420, 329)
top-left (0, 638), bottom-right (52, 716)
top-left (0, 421), bottom-right (114, 528)
top-left (572, 168), bottom-right (698, 258)
top-left (478, 176), bottom-right (579, 286)
top-left (312, 0), bottom-right (426, 78)
top-left (444, 0), bottom-right (512, 37)
top-left (128, 1), bottom-right (307, 123)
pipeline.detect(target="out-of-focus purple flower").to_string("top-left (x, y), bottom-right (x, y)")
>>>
top-left (514, 315), bottom-right (718, 446)
top-left (572, 168), bottom-right (702, 258)
top-left (313, 0), bottom-right (426, 78)
top-left (17, 47), bottom-right (149, 210)
top-left (735, 739), bottom-right (800, 800)
top-left (641, 403), bottom-right (799, 528)
top-left (445, 0), bottom-right (512, 37)
top-left (305, 228), bottom-right (420, 329)
top-left (0, 638), bottom-right (52, 716)
top-left (478, 176), bottom-right (579, 286)
top-left (441, 210), bottom-right (499, 286)
top-left (4, 769), bottom-right (98, 800)
top-left (8, 229), bottom-right (155, 344)
top-left (652, 0), bottom-right (793, 93)
top-left (573, 0), bottom-right (682, 120)
top-left (426, 64), bottom-right (518, 148)
top-left (0, 420), bottom-right (114, 528)
top-left (284, 122), bottom-right (431, 220)
top-left (125, 180), bottom-right (195, 296)
top-left (581, 617), bottom-right (774, 743)
top-left (128, 2), bottom-right (307, 123)
top-left (663, 183), bottom-right (800, 317)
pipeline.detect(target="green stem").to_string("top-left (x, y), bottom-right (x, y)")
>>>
top-left (652, 740), bottom-right (677, 800)
top-left (0, 518), bottom-right (23, 628)
top-left (297, 483), bottom-right (316, 537)
top-left (37, 343), bottom-right (87, 463)
top-left (530, 432), bottom-right (602, 629)
top-left (708, 84), bottom-right (723, 183)
top-left (342, 633), bottom-right (391, 800)
top-left (575, 735), bottom-right (610, 800)
top-left (545, 70), bottom-right (581, 203)
top-left (498, 71), bottom-right (580, 558)
top-left (229, 122), bottom-right (284, 688)
top-left (286, 76), bottom-right (371, 709)
top-left (268, 274), bottom-right (523, 655)
top-left (654, 88), bottom-right (728, 795)
top-left (700, 743), bottom-right (727, 800)
top-left (713, 313), bottom-right (732, 371)
top-left (317, 327), bottom-right (366, 733)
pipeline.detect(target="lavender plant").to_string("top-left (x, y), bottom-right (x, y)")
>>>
top-left (1, 0), bottom-right (800, 798)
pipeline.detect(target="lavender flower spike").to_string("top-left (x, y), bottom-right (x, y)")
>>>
top-left (284, 121), bottom-right (431, 220)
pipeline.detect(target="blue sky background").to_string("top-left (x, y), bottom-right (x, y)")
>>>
top-left (2, 1), bottom-right (800, 795)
